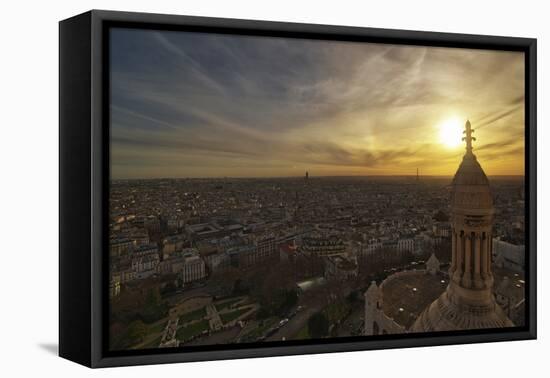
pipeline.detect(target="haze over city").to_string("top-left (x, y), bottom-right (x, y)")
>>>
top-left (110, 29), bottom-right (525, 179)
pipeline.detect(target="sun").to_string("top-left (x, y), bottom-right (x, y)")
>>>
top-left (439, 118), bottom-right (463, 148)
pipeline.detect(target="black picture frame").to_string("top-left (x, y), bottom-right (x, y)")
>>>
top-left (59, 9), bottom-right (537, 368)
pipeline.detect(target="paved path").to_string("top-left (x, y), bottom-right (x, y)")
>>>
top-left (266, 304), bottom-right (319, 341)
top-left (206, 304), bottom-right (223, 331)
top-left (159, 318), bottom-right (179, 347)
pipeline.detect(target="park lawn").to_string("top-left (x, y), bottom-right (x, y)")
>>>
top-left (141, 334), bottom-right (162, 349)
top-left (242, 317), bottom-right (278, 341)
top-left (176, 319), bottom-right (210, 341)
top-left (148, 320), bottom-right (166, 334)
top-left (215, 298), bottom-right (242, 313)
top-left (127, 322), bottom-right (165, 350)
top-left (110, 320), bottom-right (163, 351)
top-left (293, 325), bottom-right (309, 340)
top-left (178, 307), bottom-right (207, 325)
top-left (220, 307), bottom-right (250, 324)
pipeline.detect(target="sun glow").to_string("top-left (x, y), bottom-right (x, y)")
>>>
top-left (439, 118), bottom-right (463, 148)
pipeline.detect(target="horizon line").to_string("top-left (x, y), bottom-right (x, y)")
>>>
top-left (111, 174), bottom-right (525, 181)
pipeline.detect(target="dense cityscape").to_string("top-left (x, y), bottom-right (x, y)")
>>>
top-left (106, 27), bottom-right (527, 351)
top-left (108, 173), bottom-right (525, 350)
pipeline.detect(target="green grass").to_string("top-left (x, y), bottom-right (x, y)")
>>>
top-left (128, 321), bottom-right (166, 349)
top-left (215, 298), bottom-right (242, 313)
top-left (176, 319), bottom-right (210, 341)
top-left (293, 325), bottom-right (309, 340)
top-left (148, 321), bottom-right (166, 335)
top-left (178, 307), bottom-right (206, 325)
top-left (142, 335), bottom-right (162, 349)
top-left (241, 317), bottom-right (278, 341)
top-left (220, 307), bottom-right (250, 324)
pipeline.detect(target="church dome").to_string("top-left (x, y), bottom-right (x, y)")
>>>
top-left (451, 153), bottom-right (494, 211)
top-left (450, 121), bottom-right (493, 212)
top-left (452, 154), bottom-right (490, 187)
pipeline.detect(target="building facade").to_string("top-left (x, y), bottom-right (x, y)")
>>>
top-left (181, 250), bottom-right (207, 284)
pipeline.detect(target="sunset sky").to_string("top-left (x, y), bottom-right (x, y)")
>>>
top-left (110, 28), bottom-right (525, 179)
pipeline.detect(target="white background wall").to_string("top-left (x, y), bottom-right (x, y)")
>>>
top-left (0, 0), bottom-right (547, 376)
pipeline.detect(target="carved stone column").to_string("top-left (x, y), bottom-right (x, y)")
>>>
top-left (473, 234), bottom-right (483, 288)
top-left (463, 234), bottom-right (472, 288)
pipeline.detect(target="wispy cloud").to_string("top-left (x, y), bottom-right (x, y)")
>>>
top-left (474, 105), bottom-right (522, 130)
top-left (109, 28), bottom-right (525, 178)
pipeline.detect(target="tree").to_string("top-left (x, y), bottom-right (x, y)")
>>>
top-left (308, 312), bottom-right (329, 339)
top-left (145, 287), bottom-right (161, 307)
top-left (140, 287), bottom-right (168, 323)
top-left (160, 280), bottom-right (177, 296)
top-left (434, 210), bottom-right (449, 222)
top-left (210, 267), bottom-right (241, 295)
top-left (233, 278), bottom-right (248, 295)
top-left (347, 290), bottom-right (359, 304)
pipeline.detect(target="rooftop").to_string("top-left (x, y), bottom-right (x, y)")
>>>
top-left (328, 255), bottom-right (357, 271)
top-left (493, 266), bottom-right (525, 300)
top-left (381, 271), bottom-right (447, 329)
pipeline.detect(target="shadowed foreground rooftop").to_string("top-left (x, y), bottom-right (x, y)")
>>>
top-left (382, 272), bottom-right (448, 329)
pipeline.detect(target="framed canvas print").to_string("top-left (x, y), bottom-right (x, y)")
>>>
top-left (59, 10), bottom-right (537, 368)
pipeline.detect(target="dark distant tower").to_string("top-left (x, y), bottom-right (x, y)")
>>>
top-left (305, 171), bottom-right (309, 181)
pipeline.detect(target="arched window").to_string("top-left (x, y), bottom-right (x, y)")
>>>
top-left (373, 321), bottom-right (380, 335)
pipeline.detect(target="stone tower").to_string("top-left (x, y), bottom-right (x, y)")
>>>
top-left (411, 120), bottom-right (513, 331)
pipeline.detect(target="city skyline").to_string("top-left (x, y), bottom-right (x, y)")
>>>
top-left (110, 173), bottom-right (525, 181)
top-left (110, 29), bottom-right (525, 179)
